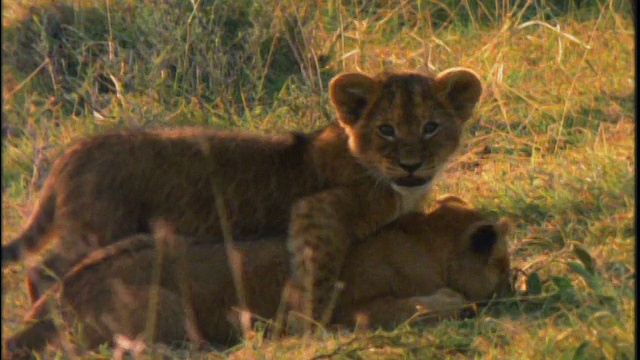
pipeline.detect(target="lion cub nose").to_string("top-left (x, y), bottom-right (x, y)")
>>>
top-left (399, 162), bottom-right (422, 173)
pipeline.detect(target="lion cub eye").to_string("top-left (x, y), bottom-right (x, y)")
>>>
top-left (377, 124), bottom-right (397, 139)
top-left (422, 121), bottom-right (440, 138)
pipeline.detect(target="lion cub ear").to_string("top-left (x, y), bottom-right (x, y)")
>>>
top-left (468, 223), bottom-right (499, 255)
top-left (329, 73), bottom-right (378, 127)
top-left (465, 219), bottom-right (512, 263)
top-left (434, 68), bottom-right (483, 122)
top-left (467, 219), bottom-right (511, 259)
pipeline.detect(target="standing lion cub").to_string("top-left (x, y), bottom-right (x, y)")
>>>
top-left (3, 196), bottom-right (512, 355)
top-left (3, 68), bottom-right (483, 319)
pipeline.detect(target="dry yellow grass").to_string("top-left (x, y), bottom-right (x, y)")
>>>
top-left (2, 0), bottom-right (634, 358)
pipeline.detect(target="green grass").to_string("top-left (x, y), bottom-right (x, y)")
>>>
top-left (2, 0), bottom-right (635, 358)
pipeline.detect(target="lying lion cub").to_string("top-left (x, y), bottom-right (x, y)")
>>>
top-left (4, 196), bottom-right (511, 355)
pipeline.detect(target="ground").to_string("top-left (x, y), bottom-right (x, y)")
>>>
top-left (2, 0), bottom-right (635, 358)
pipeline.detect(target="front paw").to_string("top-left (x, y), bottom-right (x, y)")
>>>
top-left (414, 288), bottom-right (467, 309)
top-left (409, 288), bottom-right (474, 324)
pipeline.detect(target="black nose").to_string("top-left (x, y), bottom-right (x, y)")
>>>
top-left (399, 162), bottom-right (422, 173)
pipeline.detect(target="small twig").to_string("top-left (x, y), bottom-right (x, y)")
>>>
top-left (213, 182), bottom-right (249, 326)
top-left (320, 281), bottom-right (345, 328)
top-left (554, 5), bottom-right (605, 153)
top-left (517, 20), bottom-right (592, 49)
top-left (3, 60), bottom-right (49, 100)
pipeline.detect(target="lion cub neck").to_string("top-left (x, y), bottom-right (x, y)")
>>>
top-left (391, 183), bottom-right (431, 214)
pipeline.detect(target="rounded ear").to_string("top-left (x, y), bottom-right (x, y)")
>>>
top-left (329, 73), bottom-right (377, 127)
top-left (466, 218), bottom-right (511, 259)
top-left (468, 223), bottom-right (498, 255)
top-left (434, 67), bottom-right (483, 122)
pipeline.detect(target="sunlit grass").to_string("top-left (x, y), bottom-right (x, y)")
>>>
top-left (2, 0), bottom-right (634, 358)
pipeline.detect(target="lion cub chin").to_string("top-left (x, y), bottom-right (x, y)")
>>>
top-left (4, 195), bottom-right (511, 355)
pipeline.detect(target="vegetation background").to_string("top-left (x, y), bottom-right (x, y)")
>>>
top-left (2, 0), bottom-right (635, 358)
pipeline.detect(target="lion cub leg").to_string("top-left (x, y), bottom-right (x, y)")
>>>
top-left (348, 288), bottom-right (470, 331)
top-left (287, 186), bottom-right (400, 327)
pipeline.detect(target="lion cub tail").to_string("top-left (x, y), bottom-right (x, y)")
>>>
top-left (2, 191), bottom-right (57, 268)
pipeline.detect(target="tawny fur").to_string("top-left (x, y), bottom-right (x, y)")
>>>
top-left (3, 68), bottom-right (483, 317)
top-left (3, 196), bottom-right (512, 355)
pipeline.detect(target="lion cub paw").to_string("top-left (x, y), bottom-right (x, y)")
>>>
top-left (409, 288), bottom-right (475, 324)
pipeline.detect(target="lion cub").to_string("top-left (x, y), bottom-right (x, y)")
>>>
top-left (3, 68), bottom-right (483, 318)
top-left (3, 196), bottom-right (512, 355)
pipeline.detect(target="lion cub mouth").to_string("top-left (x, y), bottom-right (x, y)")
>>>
top-left (394, 176), bottom-right (431, 188)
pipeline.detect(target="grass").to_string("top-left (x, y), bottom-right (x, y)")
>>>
top-left (2, 0), bottom-right (635, 358)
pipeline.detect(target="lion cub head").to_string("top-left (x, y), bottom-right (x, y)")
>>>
top-left (429, 195), bottom-right (513, 301)
top-left (329, 68), bottom-right (482, 190)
